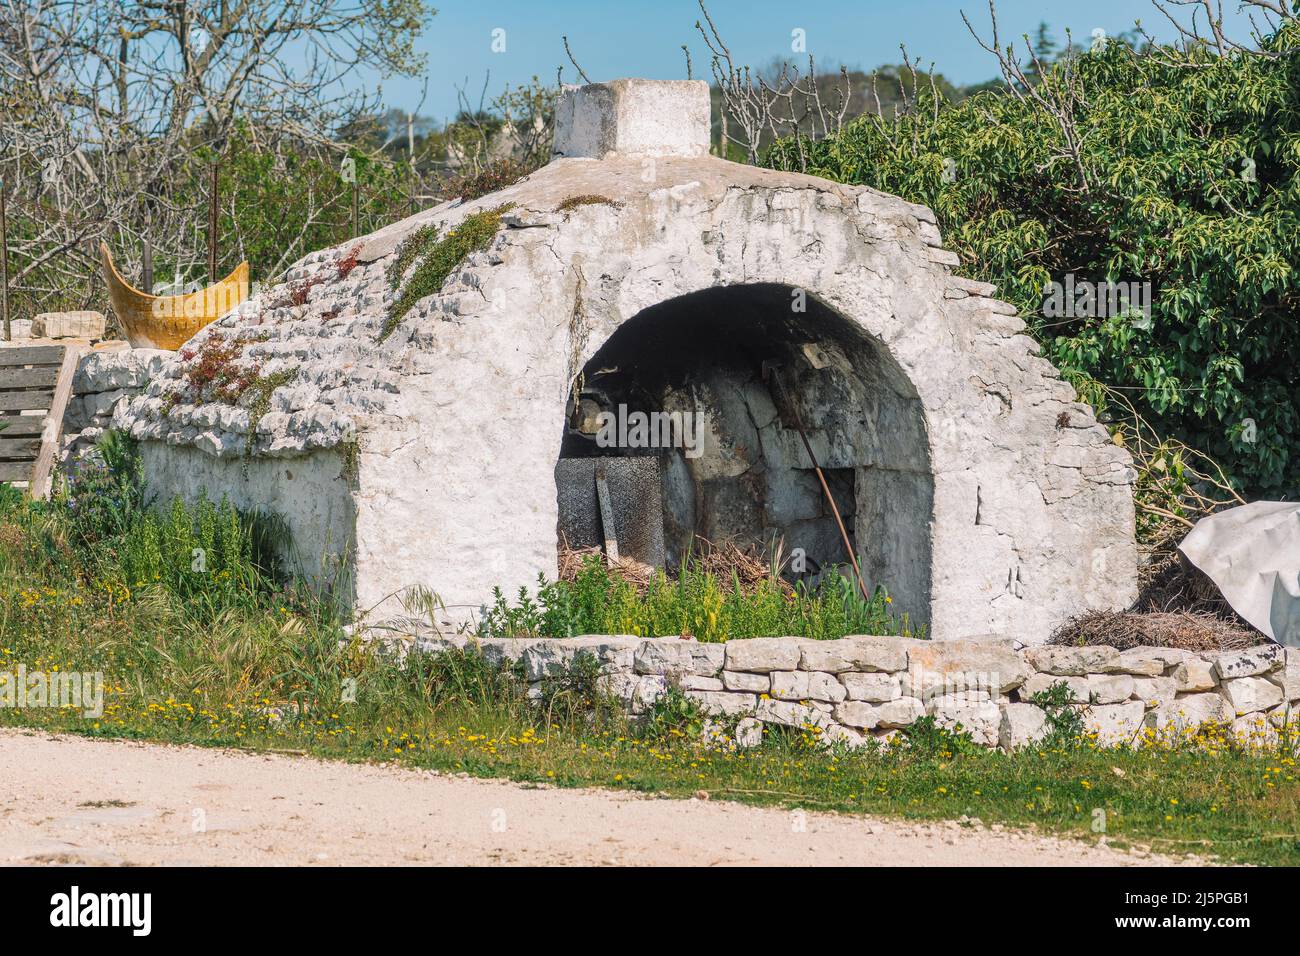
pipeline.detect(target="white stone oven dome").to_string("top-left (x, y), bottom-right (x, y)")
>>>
top-left (116, 79), bottom-right (1137, 643)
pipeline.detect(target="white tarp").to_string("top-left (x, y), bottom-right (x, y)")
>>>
top-left (1178, 501), bottom-right (1300, 646)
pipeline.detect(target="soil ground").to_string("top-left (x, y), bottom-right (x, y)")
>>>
top-left (0, 729), bottom-right (1191, 866)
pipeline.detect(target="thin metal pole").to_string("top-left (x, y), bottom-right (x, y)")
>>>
top-left (142, 235), bottom-right (153, 295)
top-left (208, 157), bottom-right (219, 282)
top-left (768, 367), bottom-right (871, 601)
top-left (0, 176), bottom-right (9, 341)
top-left (351, 178), bottom-right (359, 238)
top-left (408, 112), bottom-right (417, 217)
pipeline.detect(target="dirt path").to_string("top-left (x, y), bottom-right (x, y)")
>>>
top-left (0, 729), bottom-right (1187, 866)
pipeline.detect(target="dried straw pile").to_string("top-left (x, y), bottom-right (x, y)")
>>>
top-left (1049, 609), bottom-right (1263, 652)
top-left (557, 538), bottom-right (792, 596)
top-left (1051, 527), bottom-right (1266, 650)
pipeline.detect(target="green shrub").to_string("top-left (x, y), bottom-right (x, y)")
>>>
top-left (373, 646), bottom-right (528, 717)
top-left (536, 650), bottom-right (621, 728)
top-left (1030, 680), bottom-right (1086, 746)
top-left (901, 715), bottom-right (979, 757)
top-left (59, 429), bottom-right (150, 546)
top-left (382, 203), bottom-right (513, 339)
top-left (112, 493), bottom-right (283, 606)
top-left (43, 431), bottom-right (288, 612)
top-left (479, 554), bottom-right (913, 641)
top-left (769, 26), bottom-right (1300, 495)
top-left (443, 157), bottom-right (538, 202)
top-left (644, 685), bottom-right (711, 741)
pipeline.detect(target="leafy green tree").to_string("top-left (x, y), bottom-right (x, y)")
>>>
top-left (768, 25), bottom-right (1300, 495)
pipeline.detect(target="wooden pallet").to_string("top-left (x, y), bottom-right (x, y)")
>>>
top-left (0, 344), bottom-right (81, 497)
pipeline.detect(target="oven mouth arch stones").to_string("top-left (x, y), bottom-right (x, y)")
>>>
top-left (115, 78), bottom-right (1137, 643)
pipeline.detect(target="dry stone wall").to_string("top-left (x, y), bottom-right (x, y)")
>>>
top-left (416, 633), bottom-right (1299, 751)
top-left (61, 347), bottom-right (170, 465)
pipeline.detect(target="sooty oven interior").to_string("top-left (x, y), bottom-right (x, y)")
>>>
top-left (555, 283), bottom-right (932, 605)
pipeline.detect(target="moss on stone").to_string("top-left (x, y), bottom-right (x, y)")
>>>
top-left (556, 194), bottom-right (621, 213)
top-left (380, 204), bottom-right (514, 341)
top-left (386, 222), bottom-right (440, 293)
top-left (245, 368), bottom-right (297, 440)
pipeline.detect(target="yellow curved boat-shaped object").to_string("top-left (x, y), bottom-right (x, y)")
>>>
top-left (100, 243), bottom-right (250, 350)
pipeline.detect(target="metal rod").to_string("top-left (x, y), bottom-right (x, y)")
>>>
top-left (352, 179), bottom-right (360, 238)
top-left (142, 236), bottom-right (153, 295)
top-left (595, 465), bottom-right (620, 563)
top-left (0, 176), bottom-right (9, 341)
top-left (408, 112), bottom-right (417, 217)
top-left (208, 158), bottom-right (219, 282)
top-left (768, 366), bottom-right (871, 601)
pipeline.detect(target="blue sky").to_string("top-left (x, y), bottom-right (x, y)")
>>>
top-left (378, 0), bottom-right (1259, 121)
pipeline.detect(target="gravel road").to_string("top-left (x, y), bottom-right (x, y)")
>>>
top-left (0, 729), bottom-right (1187, 866)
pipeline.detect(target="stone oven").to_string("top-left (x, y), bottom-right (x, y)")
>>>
top-left (115, 78), bottom-right (1138, 643)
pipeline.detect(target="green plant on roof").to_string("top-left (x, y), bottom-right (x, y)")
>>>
top-left (380, 203), bottom-right (514, 341)
top-left (386, 223), bottom-right (440, 291)
top-left (556, 194), bottom-right (621, 213)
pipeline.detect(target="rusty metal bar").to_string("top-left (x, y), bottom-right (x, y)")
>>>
top-left (767, 365), bottom-right (871, 602)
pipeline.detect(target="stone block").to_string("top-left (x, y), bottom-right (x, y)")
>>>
top-left (733, 717), bottom-right (764, 748)
top-left (721, 670), bottom-right (770, 693)
top-left (633, 638), bottom-right (695, 675)
top-left (685, 690), bottom-right (756, 717)
top-left (74, 347), bottom-right (170, 392)
top-left (1083, 701), bottom-right (1145, 747)
top-left (905, 640), bottom-right (1031, 697)
top-left (1172, 659), bottom-right (1218, 693)
top-left (839, 671), bottom-right (901, 702)
top-left (472, 637), bottom-right (546, 667)
top-left (553, 79), bottom-right (711, 160)
top-left (1268, 649), bottom-right (1300, 701)
top-left (1109, 646), bottom-right (1183, 676)
top-left (770, 670), bottom-right (847, 703)
top-left (798, 636), bottom-right (906, 673)
top-left (932, 700), bottom-right (1001, 747)
top-left (33, 310), bottom-right (106, 339)
top-left (873, 696), bottom-right (925, 729)
top-left (833, 701), bottom-right (880, 730)
top-left (83, 388), bottom-right (133, 419)
top-left (756, 697), bottom-right (830, 730)
top-left (1131, 676), bottom-right (1177, 710)
top-left (1146, 692), bottom-right (1234, 733)
top-left (1231, 714), bottom-right (1279, 750)
top-left (926, 689), bottom-right (994, 712)
top-left (689, 641), bottom-right (726, 677)
top-left (1219, 676), bottom-right (1284, 716)
top-left (1020, 673), bottom-right (1089, 704)
top-left (1087, 674), bottom-right (1136, 705)
top-left (1025, 645), bottom-right (1119, 676)
top-left (3, 319), bottom-right (33, 340)
top-left (724, 636), bottom-right (804, 673)
top-left (999, 703), bottom-right (1048, 749)
top-left (598, 673), bottom-right (666, 714)
top-left (679, 675), bottom-right (723, 691)
top-left (521, 635), bottom-right (639, 681)
top-left (1211, 644), bottom-right (1283, 681)
top-left (822, 723), bottom-right (869, 749)
top-left (1267, 704), bottom-right (1298, 728)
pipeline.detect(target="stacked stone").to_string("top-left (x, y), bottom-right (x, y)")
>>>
top-left (414, 633), bottom-right (1299, 752)
top-left (113, 252), bottom-right (392, 459)
top-left (60, 347), bottom-right (170, 464)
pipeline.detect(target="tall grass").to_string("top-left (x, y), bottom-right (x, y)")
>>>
top-left (479, 554), bottom-right (917, 641)
top-left (0, 433), bottom-right (621, 742)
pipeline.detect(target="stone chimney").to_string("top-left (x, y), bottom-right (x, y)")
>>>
top-left (552, 79), bottom-right (711, 160)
